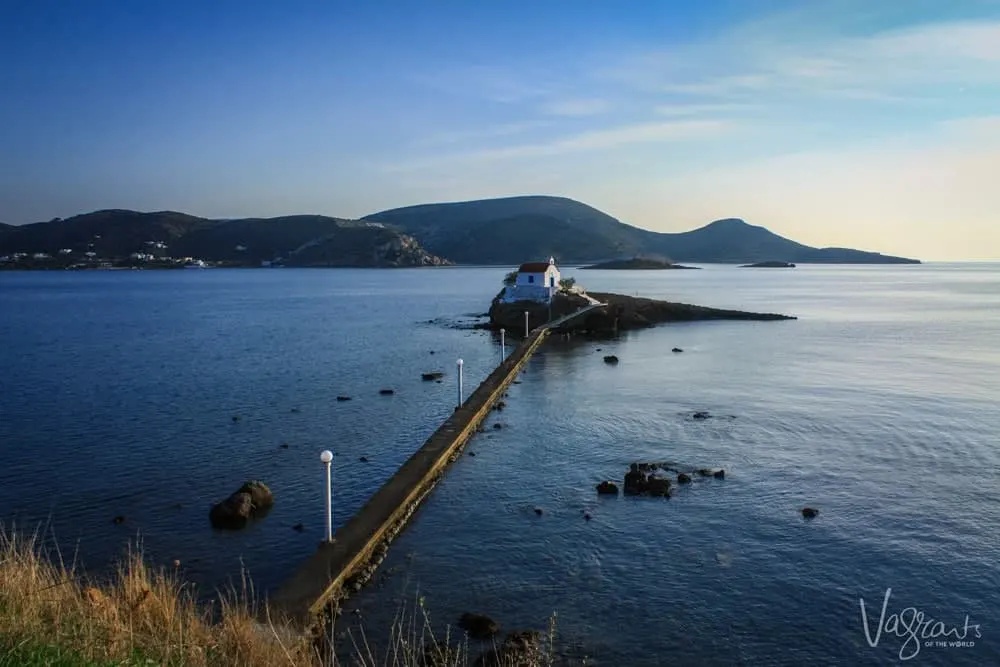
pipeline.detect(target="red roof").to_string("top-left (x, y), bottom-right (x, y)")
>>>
top-left (518, 262), bottom-right (552, 273)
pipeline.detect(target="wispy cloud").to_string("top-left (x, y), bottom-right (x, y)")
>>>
top-left (595, 17), bottom-right (1000, 106)
top-left (385, 119), bottom-right (735, 172)
top-left (539, 98), bottom-right (610, 116)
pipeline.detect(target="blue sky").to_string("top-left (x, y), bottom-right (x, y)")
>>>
top-left (1, 0), bottom-right (998, 259)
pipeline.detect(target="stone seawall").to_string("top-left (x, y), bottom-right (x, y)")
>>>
top-left (270, 326), bottom-right (553, 631)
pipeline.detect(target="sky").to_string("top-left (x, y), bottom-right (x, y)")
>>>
top-left (1, 0), bottom-right (998, 260)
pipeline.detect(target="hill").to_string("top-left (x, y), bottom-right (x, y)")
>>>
top-left (364, 196), bottom-right (920, 265)
top-left (0, 211), bottom-right (447, 267)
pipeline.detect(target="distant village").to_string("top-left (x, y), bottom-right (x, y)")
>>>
top-left (0, 228), bottom-right (246, 271)
top-left (0, 241), bottom-right (211, 270)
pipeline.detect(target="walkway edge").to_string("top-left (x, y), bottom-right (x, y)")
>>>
top-left (269, 326), bottom-right (553, 630)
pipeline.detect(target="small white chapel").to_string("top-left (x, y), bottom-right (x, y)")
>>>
top-left (500, 257), bottom-right (561, 303)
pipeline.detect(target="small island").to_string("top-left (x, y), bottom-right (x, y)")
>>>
top-left (487, 258), bottom-right (795, 335)
top-left (740, 261), bottom-right (796, 268)
top-left (579, 257), bottom-right (699, 270)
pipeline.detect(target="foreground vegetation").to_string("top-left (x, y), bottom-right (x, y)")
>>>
top-left (0, 527), bottom-right (557, 666)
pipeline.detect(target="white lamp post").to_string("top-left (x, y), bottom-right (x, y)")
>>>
top-left (456, 358), bottom-right (464, 408)
top-left (320, 450), bottom-right (333, 543)
top-left (500, 328), bottom-right (506, 362)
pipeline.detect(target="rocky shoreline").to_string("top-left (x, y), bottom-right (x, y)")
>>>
top-left (486, 289), bottom-right (795, 335)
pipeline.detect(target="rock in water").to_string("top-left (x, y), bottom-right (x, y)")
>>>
top-left (646, 476), bottom-right (671, 497)
top-left (209, 492), bottom-right (253, 530)
top-left (210, 480), bottom-right (274, 530)
top-left (677, 473), bottom-right (692, 484)
top-left (672, 347), bottom-right (684, 353)
top-left (458, 612), bottom-right (500, 640)
top-left (623, 468), bottom-right (648, 495)
top-left (238, 480), bottom-right (274, 510)
top-left (802, 507), bottom-right (819, 519)
top-left (713, 469), bottom-right (726, 479)
top-left (596, 481), bottom-right (619, 495)
top-left (603, 355), bottom-right (619, 364)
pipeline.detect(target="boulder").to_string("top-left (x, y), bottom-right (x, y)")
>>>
top-left (458, 612), bottom-right (500, 640)
top-left (421, 372), bottom-right (445, 381)
top-left (210, 480), bottom-right (274, 530)
top-left (603, 355), bottom-right (619, 364)
top-left (713, 469), bottom-right (726, 479)
top-left (802, 507), bottom-right (819, 519)
top-left (646, 476), bottom-right (671, 497)
top-left (209, 492), bottom-right (253, 530)
top-left (238, 480), bottom-right (274, 510)
top-left (677, 472), bottom-right (692, 484)
top-left (596, 481), bottom-right (619, 495)
top-left (696, 468), bottom-right (713, 477)
top-left (624, 469), bottom-right (648, 495)
top-left (672, 347), bottom-right (684, 353)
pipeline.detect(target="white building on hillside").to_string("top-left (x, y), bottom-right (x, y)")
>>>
top-left (501, 257), bottom-right (561, 303)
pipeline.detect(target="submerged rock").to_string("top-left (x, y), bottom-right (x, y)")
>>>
top-left (421, 372), bottom-right (444, 381)
top-left (379, 388), bottom-right (395, 396)
top-left (596, 481), bottom-right (619, 495)
top-left (677, 472), bottom-right (692, 484)
top-left (209, 492), bottom-right (253, 530)
top-left (692, 411), bottom-right (711, 420)
top-left (336, 395), bottom-right (352, 402)
top-left (238, 480), bottom-right (274, 510)
top-left (802, 507), bottom-right (819, 519)
top-left (646, 476), bottom-right (672, 497)
top-left (624, 468), bottom-right (648, 495)
top-left (210, 480), bottom-right (273, 530)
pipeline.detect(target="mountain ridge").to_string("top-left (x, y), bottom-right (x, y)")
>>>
top-left (364, 196), bottom-right (920, 264)
top-left (0, 196), bottom-right (921, 265)
top-left (0, 209), bottom-right (449, 267)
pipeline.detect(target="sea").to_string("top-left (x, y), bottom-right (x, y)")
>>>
top-left (0, 264), bottom-right (998, 666)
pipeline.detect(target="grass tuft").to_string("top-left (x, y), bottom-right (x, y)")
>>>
top-left (0, 526), bottom-right (559, 666)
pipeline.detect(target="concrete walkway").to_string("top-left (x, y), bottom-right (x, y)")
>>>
top-left (269, 302), bottom-right (604, 630)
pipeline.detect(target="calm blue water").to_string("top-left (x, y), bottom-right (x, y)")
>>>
top-left (2, 265), bottom-right (999, 666)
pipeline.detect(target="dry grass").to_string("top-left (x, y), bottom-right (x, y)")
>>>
top-left (0, 526), bottom-right (558, 666)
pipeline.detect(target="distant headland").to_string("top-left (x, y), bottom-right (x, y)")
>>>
top-left (579, 257), bottom-right (699, 270)
top-left (0, 196), bottom-right (921, 270)
top-left (741, 261), bottom-right (796, 268)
